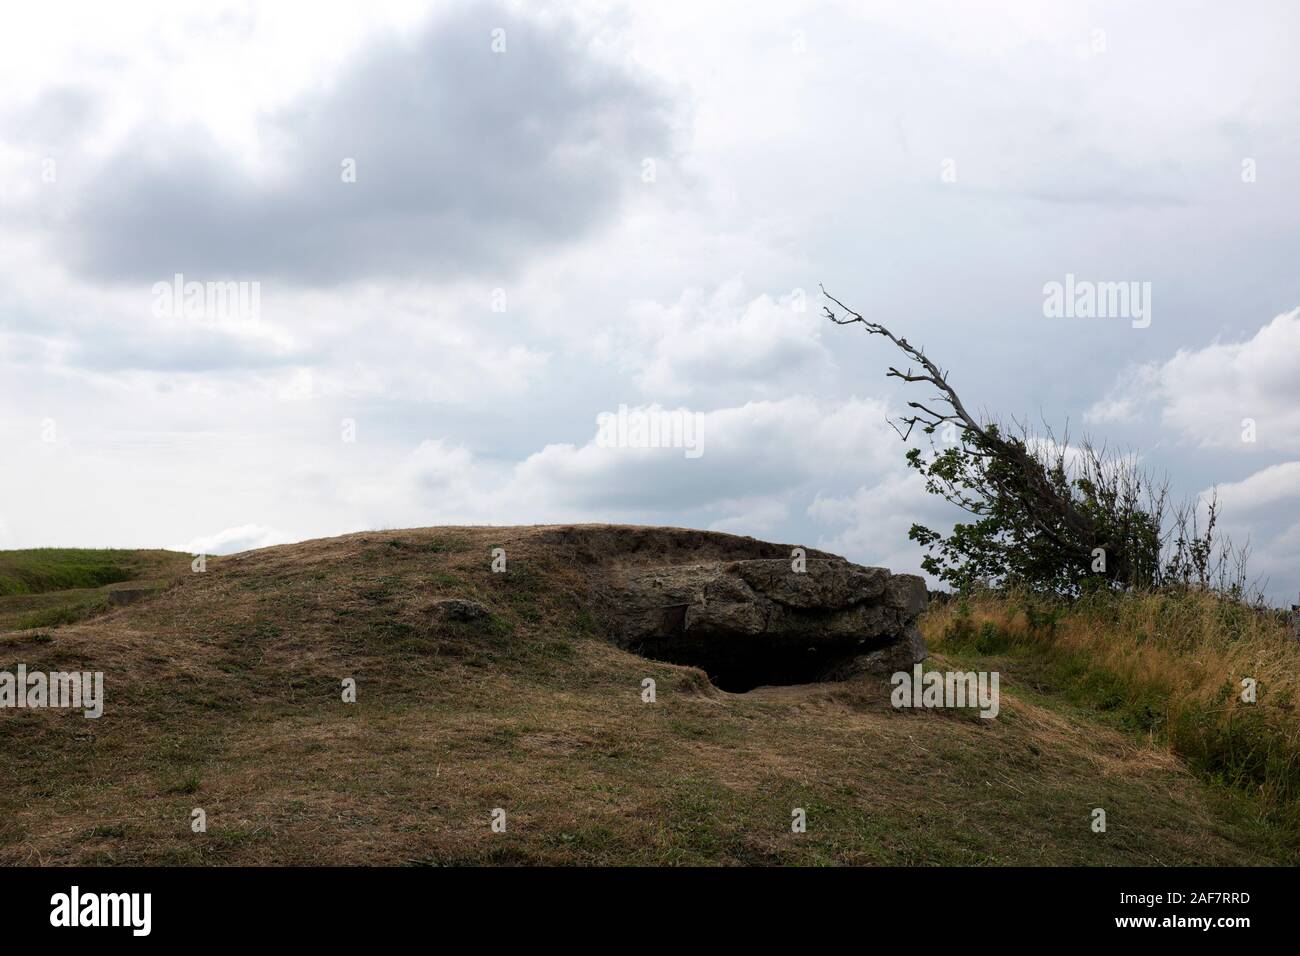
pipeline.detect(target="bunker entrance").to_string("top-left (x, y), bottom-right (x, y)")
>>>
top-left (630, 605), bottom-right (866, 692)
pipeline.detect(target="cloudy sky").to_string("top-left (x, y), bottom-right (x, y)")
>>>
top-left (2, 0), bottom-right (1297, 601)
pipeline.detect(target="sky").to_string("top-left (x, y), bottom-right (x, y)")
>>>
top-left (1, 0), bottom-right (1297, 602)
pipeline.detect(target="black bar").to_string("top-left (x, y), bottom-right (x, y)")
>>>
top-left (0, 866), bottom-right (1282, 941)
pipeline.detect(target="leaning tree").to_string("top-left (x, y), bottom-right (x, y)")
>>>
top-left (821, 287), bottom-right (1238, 595)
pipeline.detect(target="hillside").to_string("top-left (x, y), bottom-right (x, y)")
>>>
top-left (0, 549), bottom-right (191, 632)
top-left (0, 526), bottom-right (1293, 865)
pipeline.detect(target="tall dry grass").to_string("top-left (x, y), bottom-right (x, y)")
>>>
top-left (922, 589), bottom-right (1300, 814)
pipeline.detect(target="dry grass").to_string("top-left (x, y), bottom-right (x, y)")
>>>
top-left (922, 589), bottom-right (1300, 816)
top-left (1, 527), bottom-right (1294, 865)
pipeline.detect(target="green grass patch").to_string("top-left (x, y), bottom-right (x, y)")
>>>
top-left (0, 548), bottom-right (189, 632)
top-left (0, 549), bottom-right (143, 596)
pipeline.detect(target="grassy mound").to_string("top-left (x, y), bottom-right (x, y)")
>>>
top-left (0, 527), bottom-right (1294, 865)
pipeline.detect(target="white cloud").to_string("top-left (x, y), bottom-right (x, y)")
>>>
top-left (707, 499), bottom-right (790, 536)
top-left (808, 470), bottom-right (955, 576)
top-left (1214, 461), bottom-right (1300, 515)
top-left (1086, 309), bottom-right (1300, 450)
top-left (172, 524), bottom-right (294, 556)
top-left (1209, 462), bottom-right (1300, 598)
top-left (626, 281), bottom-right (830, 398)
top-left (508, 396), bottom-right (900, 512)
top-left (1080, 392), bottom-right (1147, 427)
top-left (344, 396), bottom-right (909, 538)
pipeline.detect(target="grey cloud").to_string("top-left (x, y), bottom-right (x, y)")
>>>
top-left (7, 86), bottom-right (100, 150)
top-left (61, 4), bottom-right (672, 284)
